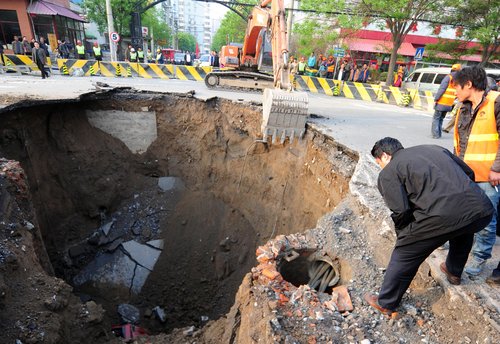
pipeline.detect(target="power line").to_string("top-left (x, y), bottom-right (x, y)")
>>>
top-left (193, 0), bottom-right (461, 25)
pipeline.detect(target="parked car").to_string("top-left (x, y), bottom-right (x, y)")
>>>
top-left (194, 54), bottom-right (211, 67)
top-left (173, 52), bottom-right (185, 65)
top-left (403, 67), bottom-right (500, 93)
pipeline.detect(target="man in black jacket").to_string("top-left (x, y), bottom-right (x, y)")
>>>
top-left (364, 137), bottom-right (493, 315)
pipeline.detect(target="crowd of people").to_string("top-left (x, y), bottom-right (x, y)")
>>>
top-left (288, 52), bottom-right (412, 87)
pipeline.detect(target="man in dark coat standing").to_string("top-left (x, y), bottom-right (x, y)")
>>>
top-left (364, 137), bottom-right (493, 315)
top-left (32, 41), bottom-right (48, 79)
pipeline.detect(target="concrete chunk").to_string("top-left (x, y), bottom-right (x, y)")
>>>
top-left (158, 177), bottom-right (185, 192)
top-left (121, 240), bottom-right (162, 271)
top-left (147, 239), bottom-right (164, 250)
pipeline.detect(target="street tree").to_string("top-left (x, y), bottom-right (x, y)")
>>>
top-left (141, 7), bottom-right (172, 47)
top-left (82, 0), bottom-right (135, 36)
top-left (299, 0), bottom-right (442, 85)
top-left (177, 32), bottom-right (197, 52)
top-left (82, 0), bottom-right (171, 43)
top-left (424, 38), bottom-right (474, 64)
top-left (295, 1), bottom-right (363, 57)
top-left (211, 10), bottom-right (247, 51)
top-left (443, 0), bottom-right (499, 66)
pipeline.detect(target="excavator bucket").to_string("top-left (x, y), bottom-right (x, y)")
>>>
top-left (262, 89), bottom-right (309, 144)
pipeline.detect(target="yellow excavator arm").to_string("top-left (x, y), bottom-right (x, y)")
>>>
top-left (260, 0), bottom-right (290, 90)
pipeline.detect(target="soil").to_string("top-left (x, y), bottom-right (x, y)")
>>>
top-left (0, 89), bottom-right (498, 344)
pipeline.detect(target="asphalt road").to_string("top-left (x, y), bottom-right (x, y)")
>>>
top-left (0, 73), bottom-right (453, 153)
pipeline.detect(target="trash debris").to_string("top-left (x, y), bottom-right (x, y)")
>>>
top-left (111, 324), bottom-right (148, 341)
top-left (183, 325), bottom-right (195, 336)
top-left (100, 221), bottom-right (114, 236)
top-left (23, 221), bottom-right (34, 231)
top-left (153, 306), bottom-right (166, 323)
top-left (71, 68), bottom-right (85, 77)
top-left (201, 315), bottom-right (209, 322)
top-left (117, 304), bottom-right (140, 324)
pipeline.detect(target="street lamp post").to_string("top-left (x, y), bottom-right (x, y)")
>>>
top-left (105, 0), bottom-right (117, 61)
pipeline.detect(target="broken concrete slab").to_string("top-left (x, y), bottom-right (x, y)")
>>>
top-left (147, 239), bottom-right (164, 250)
top-left (106, 238), bottom-right (124, 252)
top-left (72, 245), bottom-right (158, 295)
top-left (121, 239), bottom-right (163, 271)
top-left (118, 304), bottom-right (140, 324)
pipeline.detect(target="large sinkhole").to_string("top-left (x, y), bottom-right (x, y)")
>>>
top-left (0, 91), bottom-right (356, 336)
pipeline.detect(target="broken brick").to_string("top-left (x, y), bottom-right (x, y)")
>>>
top-left (262, 268), bottom-right (281, 280)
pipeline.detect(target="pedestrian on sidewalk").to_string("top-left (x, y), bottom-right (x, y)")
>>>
top-left (431, 64), bottom-right (461, 138)
top-left (32, 41), bottom-right (49, 79)
top-left (76, 40), bottom-right (85, 59)
top-left (92, 42), bottom-right (102, 61)
top-left (453, 66), bottom-right (500, 277)
top-left (22, 36), bottom-right (32, 55)
top-left (365, 137), bottom-right (493, 316)
top-left (12, 36), bottom-right (22, 55)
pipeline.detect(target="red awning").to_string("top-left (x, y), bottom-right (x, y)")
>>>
top-left (433, 52), bottom-right (485, 63)
top-left (27, 0), bottom-right (85, 22)
top-left (346, 39), bottom-right (416, 56)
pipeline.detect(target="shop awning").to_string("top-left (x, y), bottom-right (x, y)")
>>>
top-left (347, 39), bottom-right (416, 56)
top-left (27, 0), bottom-right (85, 22)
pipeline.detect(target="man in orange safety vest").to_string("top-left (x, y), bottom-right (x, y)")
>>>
top-left (431, 63), bottom-right (461, 138)
top-left (453, 66), bottom-right (500, 279)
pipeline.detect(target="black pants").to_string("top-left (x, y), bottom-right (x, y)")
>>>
top-left (378, 215), bottom-right (492, 310)
top-left (36, 59), bottom-right (48, 78)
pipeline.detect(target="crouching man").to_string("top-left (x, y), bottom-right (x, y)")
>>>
top-left (364, 137), bottom-right (493, 315)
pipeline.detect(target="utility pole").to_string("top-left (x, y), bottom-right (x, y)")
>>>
top-left (105, 0), bottom-right (117, 61)
top-left (286, 0), bottom-right (295, 38)
top-left (150, 26), bottom-right (154, 57)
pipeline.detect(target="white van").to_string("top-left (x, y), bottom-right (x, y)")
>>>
top-left (404, 67), bottom-right (500, 93)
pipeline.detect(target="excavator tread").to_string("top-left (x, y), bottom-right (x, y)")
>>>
top-left (207, 70), bottom-right (273, 79)
top-left (204, 70), bottom-right (274, 91)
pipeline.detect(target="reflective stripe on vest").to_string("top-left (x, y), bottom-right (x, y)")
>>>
top-left (454, 91), bottom-right (500, 181)
top-left (437, 74), bottom-right (456, 107)
top-left (93, 47), bottom-right (101, 56)
top-left (76, 45), bottom-right (85, 55)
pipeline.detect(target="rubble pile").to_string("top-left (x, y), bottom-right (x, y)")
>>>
top-left (251, 232), bottom-right (356, 343)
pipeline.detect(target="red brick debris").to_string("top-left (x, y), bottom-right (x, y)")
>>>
top-left (252, 233), bottom-right (353, 315)
top-left (0, 158), bottom-right (28, 196)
